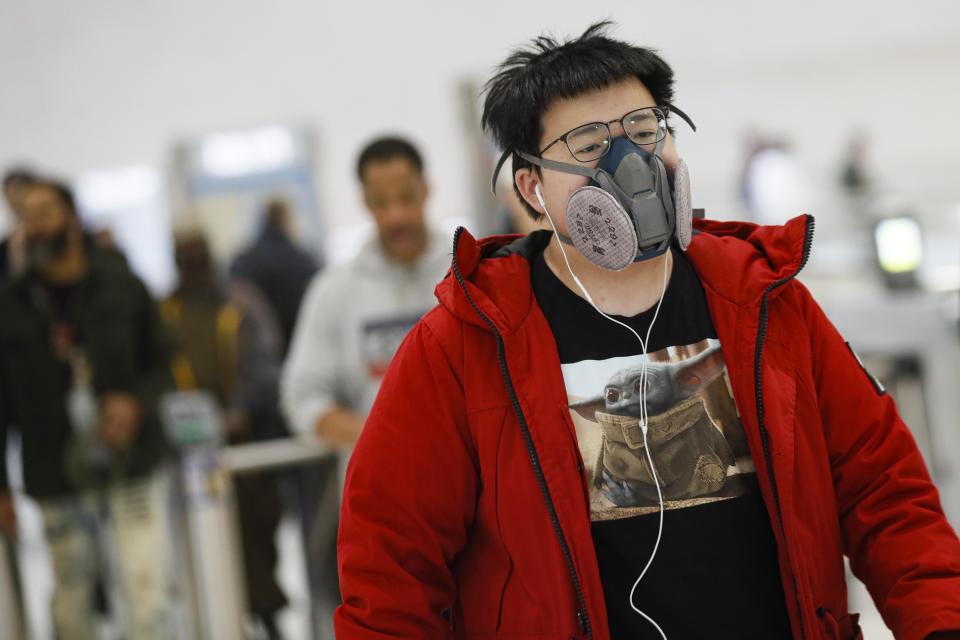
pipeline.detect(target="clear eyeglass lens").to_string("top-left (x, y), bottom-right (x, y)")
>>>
top-left (623, 107), bottom-right (666, 148)
top-left (566, 123), bottom-right (611, 161)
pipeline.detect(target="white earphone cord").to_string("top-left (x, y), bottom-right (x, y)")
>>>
top-left (536, 185), bottom-right (670, 640)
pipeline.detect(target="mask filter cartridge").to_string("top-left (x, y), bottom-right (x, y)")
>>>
top-left (673, 158), bottom-right (693, 250)
top-left (565, 186), bottom-right (640, 272)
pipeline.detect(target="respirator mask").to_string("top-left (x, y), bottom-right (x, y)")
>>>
top-left (492, 105), bottom-right (696, 271)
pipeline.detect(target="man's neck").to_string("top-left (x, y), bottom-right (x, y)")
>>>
top-left (381, 233), bottom-right (429, 267)
top-left (543, 236), bottom-right (673, 317)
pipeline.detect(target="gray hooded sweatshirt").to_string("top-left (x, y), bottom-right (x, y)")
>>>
top-left (280, 230), bottom-right (451, 443)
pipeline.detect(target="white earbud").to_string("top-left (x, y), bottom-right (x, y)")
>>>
top-left (534, 183), bottom-right (546, 209)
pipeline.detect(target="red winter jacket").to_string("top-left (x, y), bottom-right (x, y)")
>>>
top-left (336, 215), bottom-right (960, 640)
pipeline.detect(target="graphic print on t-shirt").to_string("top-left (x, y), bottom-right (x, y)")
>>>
top-left (563, 338), bottom-right (758, 521)
top-left (361, 312), bottom-right (427, 379)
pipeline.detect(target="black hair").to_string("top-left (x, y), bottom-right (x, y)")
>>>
top-left (356, 136), bottom-right (424, 182)
top-left (481, 21), bottom-right (676, 219)
top-left (3, 167), bottom-right (37, 189)
top-left (263, 198), bottom-right (290, 230)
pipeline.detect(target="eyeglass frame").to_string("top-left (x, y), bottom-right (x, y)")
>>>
top-left (538, 104), bottom-right (694, 162)
top-left (489, 103), bottom-right (695, 193)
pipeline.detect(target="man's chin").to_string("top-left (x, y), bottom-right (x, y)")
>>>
top-left (382, 233), bottom-right (426, 263)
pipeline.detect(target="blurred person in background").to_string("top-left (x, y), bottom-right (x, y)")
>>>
top-left (230, 198), bottom-right (320, 358)
top-left (839, 132), bottom-right (876, 223)
top-left (1, 168), bottom-right (37, 280)
top-left (230, 197), bottom-right (327, 638)
top-left (0, 178), bottom-right (176, 639)
top-left (281, 136), bottom-right (450, 453)
top-left (162, 230), bottom-right (288, 638)
top-left (280, 135), bottom-right (451, 630)
top-left (738, 133), bottom-right (810, 226)
top-left (91, 226), bottom-right (120, 253)
top-left (840, 132), bottom-right (871, 199)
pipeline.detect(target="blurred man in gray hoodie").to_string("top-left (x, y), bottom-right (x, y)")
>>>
top-left (282, 136), bottom-right (449, 451)
top-left (280, 137), bottom-right (450, 634)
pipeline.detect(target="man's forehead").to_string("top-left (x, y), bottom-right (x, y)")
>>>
top-left (539, 78), bottom-right (656, 140)
top-left (361, 157), bottom-right (422, 186)
top-left (23, 185), bottom-right (60, 206)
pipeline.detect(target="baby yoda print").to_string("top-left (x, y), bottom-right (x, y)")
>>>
top-left (570, 344), bottom-right (739, 508)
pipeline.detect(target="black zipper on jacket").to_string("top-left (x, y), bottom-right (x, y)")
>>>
top-left (753, 215), bottom-right (815, 640)
top-left (450, 227), bottom-right (594, 640)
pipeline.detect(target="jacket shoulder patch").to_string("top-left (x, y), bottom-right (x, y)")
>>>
top-left (845, 342), bottom-right (886, 396)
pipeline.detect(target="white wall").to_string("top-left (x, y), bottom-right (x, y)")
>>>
top-left (2, 0), bottom-right (959, 247)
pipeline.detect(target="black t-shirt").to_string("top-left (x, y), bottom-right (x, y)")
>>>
top-left (532, 246), bottom-right (794, 639)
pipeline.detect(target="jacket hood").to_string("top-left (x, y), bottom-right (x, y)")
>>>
top-left (685, 215), bottom-right (815, 306)
top-left (436, 214), bottom-right (815, 333)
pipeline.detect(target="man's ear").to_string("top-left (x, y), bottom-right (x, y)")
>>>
top-left (514, 167), bottom-right (545, 215)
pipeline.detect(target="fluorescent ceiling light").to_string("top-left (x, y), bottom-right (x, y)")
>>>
top-left (76, 166), bottom-right (161, 212)
top-left (199, 126), bottom-right (296, 177)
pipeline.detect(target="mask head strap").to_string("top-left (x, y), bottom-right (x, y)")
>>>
top-left (665, 103), bottom-right (697, 132)
top-left (491, 148), bottom-right (511, 194)
top-left (517, 150), bottom-right (601, 179)
top-left (491, 148), bottom-right (602, 194)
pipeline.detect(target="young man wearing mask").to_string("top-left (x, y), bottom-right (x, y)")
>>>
top-left (335, 23), bottom-right (960, 640)
top-left (0, 179), bottom-right (175, 639)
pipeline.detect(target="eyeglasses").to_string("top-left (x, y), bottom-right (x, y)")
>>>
top-left (539, 106), bottom-right (672, 162)
top-left (488, 104), bottom-right (695, 193)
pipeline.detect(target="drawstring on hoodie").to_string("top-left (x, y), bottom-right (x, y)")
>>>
top-left (817, 606), bottom-right (841, 639)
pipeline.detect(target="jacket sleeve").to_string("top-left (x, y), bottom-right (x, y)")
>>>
top-left (135, 279), bottom-right (175, 404)
top-left (95, 271), bottom-right (174, 408)
top-left (126, 277), bottom-right (174, 468)
top-left (798, 282), bottom-right (960, 638)
top-left (335, 318), bottom-right (477, 639)
top-left (280, 272), bottom-right (343, 438)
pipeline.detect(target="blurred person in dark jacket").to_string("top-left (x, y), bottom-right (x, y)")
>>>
top-left (1, 168), bottom-right (37, 280)
top-left (163, 230), bottom-right (288, 638)
top-left (0, 179), bottom-right (176, 639)
top-left (840, 133), bottom-right (870, 198)
top-left (230, 198), bottom-right (319, 357)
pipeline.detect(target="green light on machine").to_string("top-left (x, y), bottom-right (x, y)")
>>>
top-left (875, 217), bottom-right (923, 274)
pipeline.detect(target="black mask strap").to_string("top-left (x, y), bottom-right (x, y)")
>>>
top-left (516, 151), bottom-right (602, 179)
top-left (665, 103), bottom-right (697, 132)
top-left (491, 149), bottom-right (603, 193)
top-left (491, 148), bottom-right (511, 194)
